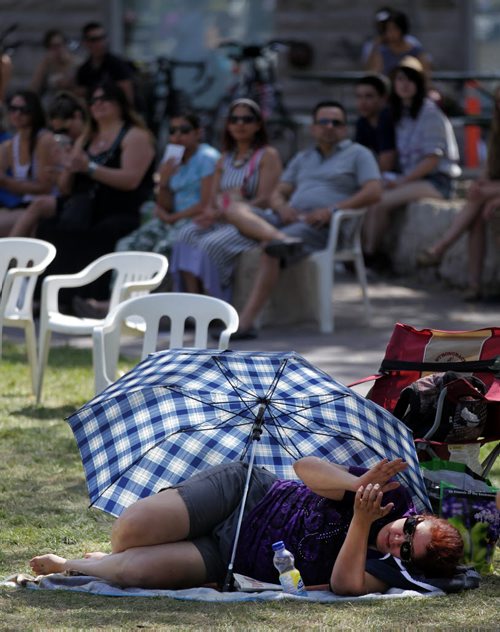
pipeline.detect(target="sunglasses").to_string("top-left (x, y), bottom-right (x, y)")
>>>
top-left (169, 124), bottom-right (193, 135)
top-left (85, 34), bottom-right (106, 42)
top-left (89, 95), bottom-right (111, 106)
top-left (315, 118), bottom-right (346, 127)
top-left (8, 104), bottom-right (30, 115)
top-left (399, 516), bottom-right (424, 563)
top-left (228, 115), bottom-right (257, 124)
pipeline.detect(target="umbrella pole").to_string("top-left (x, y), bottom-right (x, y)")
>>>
top-left (222, 403), bottom-right (266, 592)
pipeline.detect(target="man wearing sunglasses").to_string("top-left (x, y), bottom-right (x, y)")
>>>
top-left (76, 22), bottom-right (134, 106)
top-left (232, 100), bottom-right (382, 339)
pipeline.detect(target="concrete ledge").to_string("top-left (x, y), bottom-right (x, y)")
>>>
top-left (232, 248), bottom-right (319, 327)
top-left (386, 198), bottom-right (500, 291)
top-left (231, 198), bottom-right (500, 328)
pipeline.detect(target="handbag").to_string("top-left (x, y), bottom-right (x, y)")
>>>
top-left (58, 125), bottom-right (128, 231)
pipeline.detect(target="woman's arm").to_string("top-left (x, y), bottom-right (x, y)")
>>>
top-left (167, 173), bottom-right (216, 223)
top-left (30, 57), bottom-right (48, 93)
top-left (0, 54), bottom-right (12, 103)
top-left (364, 40), bottom-right (383, 73)
top-left (330, 483), bottom-right (392, 595)
top-left (394, 154), bottom-right (440, 186)
top-left (293, 457), bottom-right (407, 500)
top-left (0, 132), bottom-right (58, 195)
top-left (247, 146), bottom-right (283, 208)
top-left (72, 127), bottom-right (155, 191)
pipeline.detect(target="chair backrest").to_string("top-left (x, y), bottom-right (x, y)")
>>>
top-left (0, 237), bottom-right (56, 318)
top-left (93, 292), bottom-right (240, 394)
top-left (95, 252), bottom-right (170, 310)
top-left (328, 209), bottom-right (366, 258)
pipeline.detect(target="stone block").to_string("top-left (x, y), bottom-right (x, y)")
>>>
top-left (232, 248), bottom-right (319, 327)
top-left (385, 198), bottom-right (500, 292)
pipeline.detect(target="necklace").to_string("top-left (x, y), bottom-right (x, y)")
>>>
top-left (232, 148), bottom-right (253, 168)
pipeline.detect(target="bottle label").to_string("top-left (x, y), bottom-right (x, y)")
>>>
top-left (279, 569), bottom-right (307, 596)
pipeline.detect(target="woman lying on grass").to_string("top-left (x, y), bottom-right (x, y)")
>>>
top-left (30, 458), bottom-right (464, 595)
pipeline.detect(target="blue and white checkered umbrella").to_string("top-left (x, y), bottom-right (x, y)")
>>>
top-left (67, 349), bottom-right (431, 517)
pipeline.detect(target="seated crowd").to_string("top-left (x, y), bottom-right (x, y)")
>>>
top-left (1, 16), bottom-right (498, 332)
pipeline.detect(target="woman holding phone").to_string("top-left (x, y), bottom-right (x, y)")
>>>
top-left (115, 111), bottom-right (220, 255)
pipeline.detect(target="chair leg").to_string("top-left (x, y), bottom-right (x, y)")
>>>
top-left (354, 253), bottom-right (371, 323)
top-left (36, 325), bottom-right (52, 404)
top-left (24, 319), bottom-right (38, 395)
top-left (316, 259), bottom-right (334, 334)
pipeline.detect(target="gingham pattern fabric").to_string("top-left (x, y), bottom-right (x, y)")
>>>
top-left (67, 349), bottom-right (431, 517)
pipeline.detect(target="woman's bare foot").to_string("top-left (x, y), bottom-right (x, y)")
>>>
top-left (30, 554), bottom-right (67, 575)
top-left (84, 551), bottom-right (108, 560)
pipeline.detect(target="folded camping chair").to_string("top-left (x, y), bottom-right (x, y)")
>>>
top-left (352, 323), bottom-right (500, 478)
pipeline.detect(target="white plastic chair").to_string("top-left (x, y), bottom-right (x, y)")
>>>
top-left (0, 237), bottom-right (56, 394)
top-left (92, 292), bottom-right (239, 394)
top-left (309, 209), bottom-right (371, 334)
top-left (36, 251), bottom-right (169, 403)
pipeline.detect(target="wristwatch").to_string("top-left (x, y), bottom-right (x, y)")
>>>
top-left (87, 160), bottom-right (99, 177)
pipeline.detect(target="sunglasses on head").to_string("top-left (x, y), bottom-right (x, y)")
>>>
top-left (169, 124), bottom-right (193, 135)
top-left (89, 95), bottom-right (111, 106)
top-left (8, 104), bottom-right (30, 115)
top-left (400, 516), bottom-right (424, 563)
top-left (315, 118), bottom-right (346, 127)
top-left (228, 115), bottom-right (257, 124)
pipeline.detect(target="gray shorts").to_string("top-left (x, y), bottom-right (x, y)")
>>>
top-left (168, 462), bottom-right (278, 583)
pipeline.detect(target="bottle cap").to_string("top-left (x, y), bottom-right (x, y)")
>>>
top-left (272, 540), bottom-right (285, 551)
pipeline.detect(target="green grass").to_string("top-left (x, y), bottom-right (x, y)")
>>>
top-left (0, 340), bottom-right (499, 630)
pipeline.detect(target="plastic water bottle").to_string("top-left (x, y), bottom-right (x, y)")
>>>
top-left (272, 541), bottom-right (307, 596)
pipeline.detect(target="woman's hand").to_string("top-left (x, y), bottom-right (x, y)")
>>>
top-left (194, 206), bottom-right (219, 229)
top-left (354, 483), bottom-right (394, 525)
top-left (158, 157), bottom-right (179, 182)
top-left (68, 147), bottom-right (90, 174)
top-left (358, 458), bottom-right (407, 493)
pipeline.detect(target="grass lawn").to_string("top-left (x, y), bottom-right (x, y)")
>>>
top-left (0, 340), bottom-right (498, 630)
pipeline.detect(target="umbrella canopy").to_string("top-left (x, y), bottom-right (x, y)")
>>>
top-left (67, 349), bottom-right (431, 517)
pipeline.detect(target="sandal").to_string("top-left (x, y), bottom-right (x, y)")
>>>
top-left (416, 248), bottom-right (442, 267)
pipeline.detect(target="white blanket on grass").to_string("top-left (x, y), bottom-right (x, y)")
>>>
top-left (1, 573), bottom-right (444, 602)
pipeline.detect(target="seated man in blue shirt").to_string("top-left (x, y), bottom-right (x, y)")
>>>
top-left (354, 74), bottom-right (396, 174)
top-left (222, 100), bottom-right (382, 339)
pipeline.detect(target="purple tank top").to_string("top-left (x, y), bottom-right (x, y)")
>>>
top-left (233, 468), bottom-right (414, 585)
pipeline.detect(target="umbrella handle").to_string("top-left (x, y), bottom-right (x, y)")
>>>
top-left (222, 440), bottom-right (259, 591)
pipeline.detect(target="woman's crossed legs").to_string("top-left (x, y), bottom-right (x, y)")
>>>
top-left (30, 489), bottom-right (207, 589)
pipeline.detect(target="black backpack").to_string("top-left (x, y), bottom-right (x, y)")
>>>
top-left (393, 371), bottom-right (488, 442)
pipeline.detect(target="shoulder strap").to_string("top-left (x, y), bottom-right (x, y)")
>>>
top-left (241, 147), bottom-right (264, 197)
top-left (380, 357), bottom-right (500, 376)
top-left (96, 124), bottom-right (129, 166)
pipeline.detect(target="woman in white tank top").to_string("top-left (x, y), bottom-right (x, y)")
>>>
top-left (0, 90), bottom-right (57, 235)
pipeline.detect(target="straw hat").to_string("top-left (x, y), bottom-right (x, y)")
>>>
top-left (397, 55), bottom-right (424, 75)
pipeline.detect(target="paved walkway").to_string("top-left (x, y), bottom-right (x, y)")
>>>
top-left (6, 271), bottom-right (499, 397)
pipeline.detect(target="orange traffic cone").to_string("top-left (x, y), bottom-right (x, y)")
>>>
top-left (464, 80), bottom-right (481, 169)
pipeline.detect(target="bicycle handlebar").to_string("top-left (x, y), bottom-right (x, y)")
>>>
top-left (155, 57), bottom-right (206, 82)
top-left (217, 39), bottom-right (296, 60)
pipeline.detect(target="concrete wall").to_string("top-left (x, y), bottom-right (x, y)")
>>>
top-left (274, 0), bottom-right (468, 113)
top-left (1, 1), bottom-right (469, 105)
top-left (0, 0), bottom-right (110, 91)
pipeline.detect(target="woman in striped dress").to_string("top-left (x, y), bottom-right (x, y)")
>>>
top-left (170, 99), bottom-right (283, 299)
